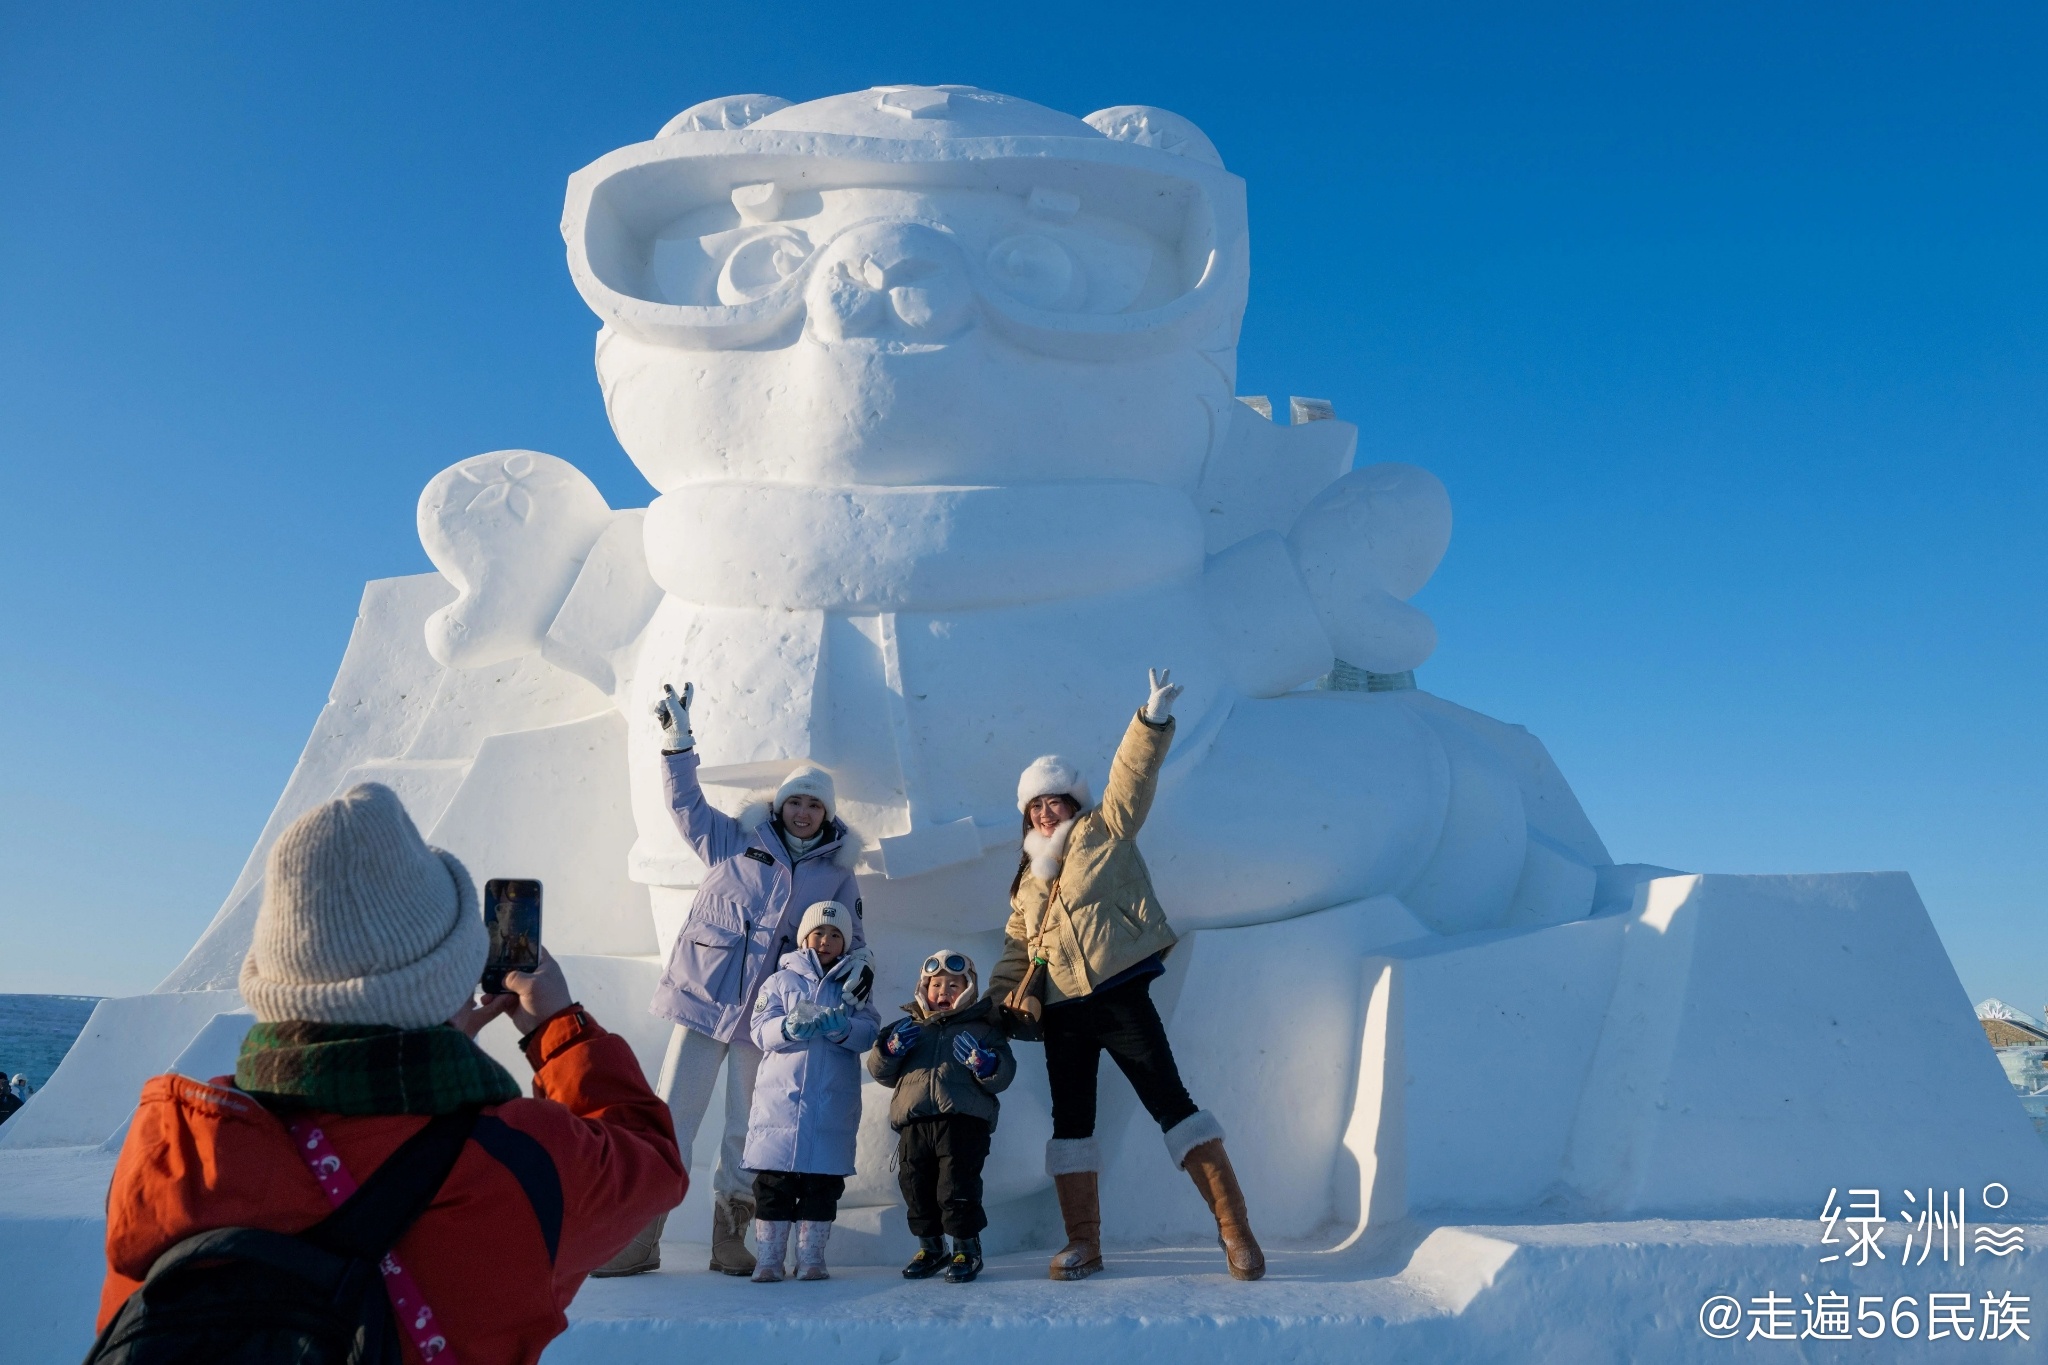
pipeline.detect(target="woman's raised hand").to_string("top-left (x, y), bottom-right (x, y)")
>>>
top-left (1143, 667), bottom-right (1183, 724)
top-left (652, 681), bottom-right (695, 754)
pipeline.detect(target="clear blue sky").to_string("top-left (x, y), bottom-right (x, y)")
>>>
top-left (2, 2), bottom-right (2042, 1005)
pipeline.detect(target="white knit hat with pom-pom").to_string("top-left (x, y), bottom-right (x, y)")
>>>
top-left (239, 782), bottom-right (488, 1029)
top-left (1016, 755), bottom-right (1091, 813)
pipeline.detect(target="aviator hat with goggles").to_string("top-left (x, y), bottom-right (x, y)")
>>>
top-left (561, 86), bottom-right (1248, 360)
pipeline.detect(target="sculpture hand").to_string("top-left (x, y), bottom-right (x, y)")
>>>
top-left (652, 681), bottom-right (695, 754)
top-left (1143, 667), bottom-right (1183, 724)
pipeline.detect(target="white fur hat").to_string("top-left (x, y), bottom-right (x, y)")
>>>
top-left (1016, 755), bottom-right (1091, 813)
top-left (796, 899), bottom-right (854, 944)
top-left (774, 764), bottom-right (836, 820)
top-left (240, 783), bottom-right (487, 1029)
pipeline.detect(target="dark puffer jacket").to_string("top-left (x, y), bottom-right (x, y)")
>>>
top-left (866, 994), bottom-right (1016, 1130)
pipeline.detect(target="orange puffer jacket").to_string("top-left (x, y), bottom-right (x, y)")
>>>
top-left (97, 1007), bottom-right (685, 1365)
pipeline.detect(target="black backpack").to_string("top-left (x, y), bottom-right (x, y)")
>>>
top-left (83, 1107), bottom-right (479, 1365)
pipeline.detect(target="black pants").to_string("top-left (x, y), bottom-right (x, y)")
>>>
top-left (896, 1115), bottom-right (992, 1238)
top-left (1042, 975), bottom-right (1198, 1140)
top-left (751, 1170), bottom-right (846, 1223)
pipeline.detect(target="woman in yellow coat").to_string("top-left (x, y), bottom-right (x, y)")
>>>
top-left (990, 670), bottom-right (1264, 1283)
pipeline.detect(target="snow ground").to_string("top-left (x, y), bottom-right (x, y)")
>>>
top-left (9, 1145), bottom-right (2041, 1364)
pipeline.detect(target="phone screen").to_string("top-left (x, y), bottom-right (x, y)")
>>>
top-left (482, 879), bottom-right (543, 995)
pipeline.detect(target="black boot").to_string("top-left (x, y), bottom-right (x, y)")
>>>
top-left (944, 1235), bottom-right (983, 1283)
top-left (902, 1236), bottom-right (948, 1279)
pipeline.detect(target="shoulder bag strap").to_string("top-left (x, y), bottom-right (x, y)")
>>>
top-left (299, 1107), bottom-right (481, 1260)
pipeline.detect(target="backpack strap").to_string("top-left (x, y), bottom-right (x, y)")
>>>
top-left (300, 1107), bottom-right (481, 1261)
top-left (137, 1225), bottom-right (349, 1294)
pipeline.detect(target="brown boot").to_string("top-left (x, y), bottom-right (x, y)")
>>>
top-left (1182, 1139), bottom-right (1265, 1281)
top-left (1049, 1170), bottom-right (1103, 1280)
top-left (709, 1192), bottom-right (758, 1276)
top-left (590, 1210), bottom-right (665, 1277)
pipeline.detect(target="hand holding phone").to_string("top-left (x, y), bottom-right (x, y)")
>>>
top-left (482, 879), bottom-right (543, 995)
top-left (492, 947), bottom-right (573, 1034)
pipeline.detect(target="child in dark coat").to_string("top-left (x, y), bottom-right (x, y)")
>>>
top-left (867, 948), bottom-right (1016, 1283)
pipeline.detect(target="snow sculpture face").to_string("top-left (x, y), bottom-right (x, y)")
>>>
top-left (561, 87), bottom-right (1248, 491)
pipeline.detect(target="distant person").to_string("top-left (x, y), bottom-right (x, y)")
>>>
top-left (990, 670), bottom-right (1265, 1282)
top-left (742, 900), bottom-right (879, 1282)
top-left (868, 948), bottom-right (1016, 1284)
top-left (0, 1078), bottom-right (21, 1124)
top-left (610, 681), bottom-right (869, 1277)
top-left (91, 782), bottom-right (685, 1364)
top-left (9, 1073), bottom-right (29, 1101)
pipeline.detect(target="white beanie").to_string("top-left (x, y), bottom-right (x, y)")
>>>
top-left (1016, 755), bottom-right (1091, 813)
top-left (240, 783), bottom-right (488, 1029)
top-left (775, 765), bottom-right (836, 821)
top-left (796, 899), bottom-right (855, 945)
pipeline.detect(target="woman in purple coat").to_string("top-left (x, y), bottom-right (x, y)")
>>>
top-left (597, 681), bottom-right (869, 1277)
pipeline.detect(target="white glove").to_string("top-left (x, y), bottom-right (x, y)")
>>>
top-left (652, 682), bottom-right (695, 754)
top-left (1142, 667), bottom-right (1183, 725)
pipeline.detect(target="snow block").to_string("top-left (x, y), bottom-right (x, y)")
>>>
top-left (0, 991), bottom-right (243, 1149)
top-left (1560, 873), bottom-right (2048, 1217)
top-left (1376, 873), bottom-right (2048, 1224)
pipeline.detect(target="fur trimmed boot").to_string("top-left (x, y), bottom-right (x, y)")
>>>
top-left (1167, 1112), bottom-right (1264, 1282)
top-left (794, 1220), bottom-right (832, 1281)
top-left (708, 1192), bottom-right (757, 1276)
top-left (1047, 1136), bottom-right (1103, 1281)
top-left (750, 1219), bottom-right (791, 1282)
top-left (590, 1211), bottom-right (664, 1277)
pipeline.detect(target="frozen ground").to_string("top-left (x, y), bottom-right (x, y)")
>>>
top-left (7, 1145), bottom-right (2040, 1364)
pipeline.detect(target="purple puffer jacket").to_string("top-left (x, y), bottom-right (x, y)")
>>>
top-left (743, 948), bottom-right (881, 1176)
top-left (650, 751), bottom-right (864, 1043)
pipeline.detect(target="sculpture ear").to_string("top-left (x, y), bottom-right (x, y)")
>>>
top-left (1083, 105), bottom-right (1224, 168)
top-left (417, 451), bottom-right (614, 669)
top-left (659, 94), bottom-right (793, 136)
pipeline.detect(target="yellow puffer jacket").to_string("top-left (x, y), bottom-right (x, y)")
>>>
top-left (990, 712), bottom-right (1179, 1006)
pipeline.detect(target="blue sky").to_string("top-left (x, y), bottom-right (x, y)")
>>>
top-left (1, 2), bottom-right (2042, 1004)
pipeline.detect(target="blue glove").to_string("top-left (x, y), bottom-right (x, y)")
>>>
top-left (883, 1019), bottom-right (923, 1057)
top-left (816, 1004), bottom-right (850, 1038)
top-left (782, 1013), bottom-right (821, 1041)
top-left (953, 1030), bottom-right (998, 1080)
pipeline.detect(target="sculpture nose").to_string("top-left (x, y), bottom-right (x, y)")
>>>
top-left (808, 221), bottom-right (973, 343)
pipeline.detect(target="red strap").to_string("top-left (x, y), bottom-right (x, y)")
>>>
top-left (290, 1120), bottom-right (462, 1364)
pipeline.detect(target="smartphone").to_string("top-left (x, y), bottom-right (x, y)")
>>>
top-left (481, 879), bottom-right (543, 995)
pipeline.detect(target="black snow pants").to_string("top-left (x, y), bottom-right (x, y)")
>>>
top-left (896, 1114), bottom-right (993, 1238)
top-left (1041, 974), bottom-right (1199, 1140)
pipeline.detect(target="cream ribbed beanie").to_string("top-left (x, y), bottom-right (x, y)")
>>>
top-left (240, 782), bottom-right (488, 1029)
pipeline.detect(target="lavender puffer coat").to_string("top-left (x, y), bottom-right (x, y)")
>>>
top-left (650, 751), bottom-right (864, 1044)
top-left (743, 948), bottom-right (882, 1176)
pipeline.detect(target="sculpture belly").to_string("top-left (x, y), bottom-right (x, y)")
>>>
top-left (622, 577), bottom-right (1229, 888)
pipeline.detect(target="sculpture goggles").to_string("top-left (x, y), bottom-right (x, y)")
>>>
top-left (565, 133), bottom-right (1248, 359)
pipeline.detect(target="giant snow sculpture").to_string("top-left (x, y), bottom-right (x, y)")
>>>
top-left (20, 88), bottom-right (2039, 1277)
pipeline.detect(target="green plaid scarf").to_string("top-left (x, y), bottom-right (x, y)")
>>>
top-left (235, 1021), bottom-right (522, 1115)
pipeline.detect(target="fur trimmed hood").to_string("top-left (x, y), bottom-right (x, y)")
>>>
top-left (736, 798), bottom-right (862, 869)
